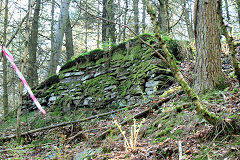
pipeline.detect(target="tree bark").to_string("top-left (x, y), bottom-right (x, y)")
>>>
top-left (102, 0), bottom-right (107, 42)
top-left (28, 0), bottom-right (41, 87)
top-left (85, 0), bottom-right (88, 51)
top-left (194, 0), bottom-right (224, 93)
top-left (50, 0), bottom-right (71, 75)
top-left (97, 0), bottom-right (100, 47)
top-left (157, 0), bottom-right (168, 33)
top-left (16, 0), bottom-right (34, 143)
top-left (3, 0), bottom-right (9, 120)
top-left (142, 0), bottom-right (146, 32)
top-left (123, 0), bottom-right (128, 40)
top-left (224, 0), bottom-right (230, 21)
top-left (146, 0), bottom-right (220, 125)
top-left (65, 13), bottom-right (74, 61)
top-left (48, 0), bottom-right (55, 77)
top-left (117, 0), bottom-right (121, 42)
top-left (236, 0), bottom-right (240, 27)
top-left (133, 0), bottom-right (139, 35)
top-left (217, 0), bottom-right (240, 84)
top-left (107, 0), bottom-right (116, 43)
top-left (184, 0), bottom-right (194, 40)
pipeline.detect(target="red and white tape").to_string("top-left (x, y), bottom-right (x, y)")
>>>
top-left (2, 46), bottom-right (46, 114)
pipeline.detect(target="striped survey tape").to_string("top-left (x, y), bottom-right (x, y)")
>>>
top-left (2, 46), bottom-right (46, 114)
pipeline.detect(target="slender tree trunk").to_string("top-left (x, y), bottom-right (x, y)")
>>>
top-left (217, 0), bottom-right (240, 84)
top-left (108, 0), bottom-right (116, 43)
top-left (142, 0), bottom-right (146, 32)
top-left (85, 0), bottom-right (88, 51)
top-left (123, 0), bottom-right (128, 40)
top-left (16, 0), bottom-right (34, 143)
top-left (102, 0), bottom-right (107, 42)
top-left (97, 0), bottom-right (100, 48)
top-left (28, 0), bottom-right (41, 87)
top-left (165, 0), bottom-right (170, 33)
top-left (194, 0), bottom-right (224, 93)
top-left (237, 0), bottom-right (240, 28)
top-left (49, 0), bottom-right (55, 77)
top-left (133, 0), bottom-right (139, 35)
top-left (184, 0), bottom-right (194, 40)
top-left (224, 0), bottom-right (230, 21)
top-left (3, 0), bottom-right (9, 120)
top-left (117, 0), bottom-right (121, 42)
top-left (50, 0), bottom-right (71, 75)
top-left (65, 13), bottom-right (74, 61)
top-left (0, 0), bottom-right (2, 10)
top-left (158, 0), bottom-right (167, 33)
top-left (12, 72), bottom-right (16, 108)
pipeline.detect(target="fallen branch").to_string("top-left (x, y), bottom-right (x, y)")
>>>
top-left (0, 104), bottom-right (140, 141)
top-left (0, 144), bottom-right (35, 153)
top-left (0, 142), bottom-right (54, 154)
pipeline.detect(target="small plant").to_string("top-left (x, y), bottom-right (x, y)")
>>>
top-left (114, 118), bottom-right (145, 151)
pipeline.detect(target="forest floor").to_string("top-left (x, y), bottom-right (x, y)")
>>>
top-left (0, 52), bottom-right (240, 159)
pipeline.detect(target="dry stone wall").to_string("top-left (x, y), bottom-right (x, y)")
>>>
top-left (23, 34), bottom-right (180, 112)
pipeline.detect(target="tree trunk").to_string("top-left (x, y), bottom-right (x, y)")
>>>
top-left (117, 0), bottom-right (121, 42)
top-left (48, 0), bottom-right (55, 77)
top-left (102, 0), bottom-right (107, 42)
top-left (85, 0), bottom-right (88, 51)
top-left (217, 0), bottom-right (240, 84)
top-left (142, 0), bottom-right (146, 32)
top-left (107, 0), bottom-right (116, 43)
top-left (123, 0), bottom-right (128, 40)
top-left (194, 0), bottom-right (224, 93)
top-left (16, 0), bottom-right (34, 143)
top-left (50, 0), bottom-right (71, 75)
top-left (158, 0), bottom-right (167, 33)
top-left (165, 0), bottom-right (170, 33)
top-left (184, 0), bottom-right (194, 40)
top-left (133, 0), bottom-right (139, 35)
top-left (97, 0), bottom-right (100, 48)
top-left (224, 0), bottom-right (230, 21)
top-left (65, 13), bottom-right (74, 61)
top-left (236, 0), bottom-right (240, 27)
top-left (146, 0), bottom-right (220, 125)
top-left (28, 0), bottom-right (41, 87)
top-left (3, 0), bottom-right (8, 120)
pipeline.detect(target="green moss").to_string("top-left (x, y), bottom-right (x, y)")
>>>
top-left (157, 137), bottom-right (168, 142)
top-left (96, 57), bottom-right (106, 65)
top-left (88, 48), bottom-right (104, 55)
top-left (174, 105), bottom-right (184, 113)
top-left (155, 127), bottom-right (173, 138)
top-left (130, 45), bottom-right (144, 60)
top-left (136, 33), bottom-right (156, 42)
top-left (59, 66), bottom-right (77, 75)
top-left (172, 129), bottom-right (183, 136)
top-left (84, 73), bottom-right (118, 96)
top-left (112, 53), bottom-right (125, 61)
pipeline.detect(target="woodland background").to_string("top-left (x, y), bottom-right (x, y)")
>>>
top-left (0, 0), bottom-right (239, 159)
top-left (0, 0), bottom-right (239, 118)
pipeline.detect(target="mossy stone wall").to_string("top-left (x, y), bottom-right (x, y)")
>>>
top-left (23, 34), bottom-right (179, 112)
